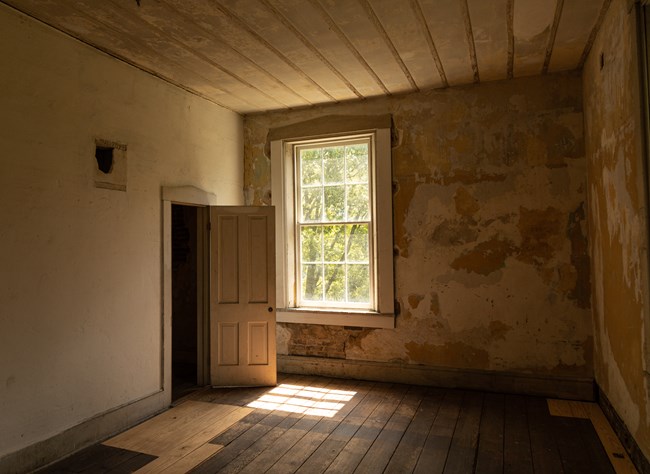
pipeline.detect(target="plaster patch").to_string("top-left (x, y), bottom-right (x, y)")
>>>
top-left (451, 237), bottom-right (516, 275)
top-left (517, 207), bottom-right (563, 265)
top-left (454, 186), bottom-right (480, 216)
top-left (405, 341), bottom-right (489, 368)
top-left (436, 169), bottom-right (507, 186)
top-left (489, 320), bottom-right (512, 341)
top-left (430, 219), bottom-right (479, 247)
top-left (408, 294), bottom-right (424, 310)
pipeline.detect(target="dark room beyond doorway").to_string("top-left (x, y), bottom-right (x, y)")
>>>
top-left (171, 204), bottom-right (199, 401)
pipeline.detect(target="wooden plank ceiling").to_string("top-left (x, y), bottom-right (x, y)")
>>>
top-left (3, 0), bottom-right (610, 114)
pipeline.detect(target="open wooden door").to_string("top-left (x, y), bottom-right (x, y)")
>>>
top-left (209, 206), bottom-right (276, 387)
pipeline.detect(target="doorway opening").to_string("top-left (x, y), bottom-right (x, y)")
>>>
top-left (171, 204), bottom-right (200, 401)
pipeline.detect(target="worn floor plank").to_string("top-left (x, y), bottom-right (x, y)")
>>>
top-left (384, 388), bottom-right (445, 474)
top-left (474, 392), bottom-right (504, 474)
top-left (260, 379), bottom-right (367, 473)
top-left (443, 391), bottom-right (484, 474)
top-left (413, 389), bottom-right (463, 473)
top-left (39, 375), bottom-right (627, 474)
top-left (527, 396), bottom-right (563, 474)
top-left (504, 394), bottom-right (533, 474)
top-left (224, 378), bottom-right (366, 474)
top-left (324, 384), bottom-right (409, 473)
top-left (295, 382), bottom-right (387, 474)
top-left (585, 403), bottom-right (638, 473)
top-left (39, 444), bottom-right (156, 474)
top-left (354, 385), bottom-right (427, 473)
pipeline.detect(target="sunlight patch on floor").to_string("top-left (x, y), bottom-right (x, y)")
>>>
top-left (247, 384), bottom-right (357, 417)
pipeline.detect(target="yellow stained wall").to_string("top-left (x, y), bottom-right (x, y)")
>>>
top-left (245, 72), bottom-right (592, 379)
top-left (584, 0), bottom-right (650, 459)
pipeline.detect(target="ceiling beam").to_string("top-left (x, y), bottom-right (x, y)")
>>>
top-left (359, 0), bottom-right (420, 92)
top-left (579, 0), bottom-right (612, 68)
top-left (309, 0), bottom-right (390, 96)
top-left (542, 0), bottom-right (564, 74)
top-left (210, 0), bottom-right (337, 103)
top-left (259, 0), bottom-right (364, 99)
top-left (409, 0), bottom-right (447, 88)
top-left (461, 0), bottom-right (480, 83)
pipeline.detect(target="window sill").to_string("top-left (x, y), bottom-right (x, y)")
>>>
top-left (276, 308), bottom-right (395, 329)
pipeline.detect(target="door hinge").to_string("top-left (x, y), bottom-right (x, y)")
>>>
top-left (207, 221), bottom-right (212, 231)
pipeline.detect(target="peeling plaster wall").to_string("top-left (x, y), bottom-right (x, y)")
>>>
top-left (583, 0), bottom-right (650, 459)
top-left (245, 72), bottom-right (592, 380)
top-left (0, 6), bottom-right (243, 459)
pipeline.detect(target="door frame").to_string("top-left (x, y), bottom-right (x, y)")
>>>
top-left (162, 186), bottom-right (217, 401)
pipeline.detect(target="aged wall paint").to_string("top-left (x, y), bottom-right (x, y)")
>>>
top-left (245, 72), bottom-right (592, 378)
top-left (0, 6), bottom-right (243, 460)
top-left (584, 0), bottom-right (650, 459)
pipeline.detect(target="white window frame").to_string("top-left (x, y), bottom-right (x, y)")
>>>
top-left (271, 127), bottom-right (394, 329)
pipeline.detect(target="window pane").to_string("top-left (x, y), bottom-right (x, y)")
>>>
top-left (301, 188), bottom-right (322, 222)
top-left (300, 149), bottom-right (322, 186)
top-left (324, 264), bottom-right (345, 302)
top-left (347, 264), bottom-right (370, 303)
top-left (302, 264), bottom-right (323, 301)
top-left (323, 146), bottom-right (344, 184)
top-left (346, 145), bottom-right (368, 183)
top-left (324, 185), bottom-right (345, 221)
top-left (323, 225), bottom-right (345, 262)
top-left (347, 224), bottom-right (369, 262)
top-left (301, 226), bottom-right (322, 263)
top-left (346, 184), bottom-right (369, 220)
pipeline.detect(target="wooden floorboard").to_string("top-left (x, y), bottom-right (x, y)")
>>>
top-left (443, 390), bottom-right (484, 474)
top-left (294, 381), bottom-right (385, 473)
top-left (225, 378), bottom-right (366, 474)
top-left (265, 379), bottom-right (368, 474)
top-left (324, 384), bottom-right (408, 473)
top-left (526, 396), bottom-right (563, 474)
top-left (413, 389), bottom-right (463, 473)
top-left (474, 392), bottom-right (504, 474)
top-left (384, 388), bottom-right (445, 473)
top-left (38, 444), bottom-right (157, 473)
top-left (354, 385), bottom-right (426, 473)
top-left (503, 394), bottom-right (534, 474)
top-left (39, 374), bottom-right (630, 474)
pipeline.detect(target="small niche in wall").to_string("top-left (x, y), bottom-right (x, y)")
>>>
top-left (94, 138), bottom-right (127, 191)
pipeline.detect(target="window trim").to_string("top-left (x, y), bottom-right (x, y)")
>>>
top-left (271, 126), bottom-right (394, 329)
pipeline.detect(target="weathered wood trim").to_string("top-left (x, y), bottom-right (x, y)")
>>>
top-left (277, 309), bottom-right (395, 328)
top-left (0, 390), bottom-right (168, 474)
top-left (598, 386), bottom-right (650, 473)
top-left (161, 185), bottom-right (217, 206)
top-left (278, 355), bottom-right (595, 401)
top-left (267, 114), bottom-right (392, 142)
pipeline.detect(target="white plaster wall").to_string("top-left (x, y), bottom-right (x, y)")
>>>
top-left (0, 6), bottom-right (243, 458)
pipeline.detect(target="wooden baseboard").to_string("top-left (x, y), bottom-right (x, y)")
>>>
top-left (598, 386), bottom-right (650, 474)
top-left (278, 355), bottom-right (595, 401)
top-left (0, 390), bottom-right (169, 474)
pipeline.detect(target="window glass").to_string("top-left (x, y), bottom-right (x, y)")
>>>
top-left (296, 139), bottom-right (373, 309)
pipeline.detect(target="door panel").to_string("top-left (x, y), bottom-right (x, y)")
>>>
top-left (210, 206), bottom-right (276, 387)
top-left (248, 322), bottom-right (269, 365)
top-left (217, 215), bottom-right (239, 304)
top-left (217, 322), bottom-right (239, 366)
top-left (248, 215), bottom-right (269, 303)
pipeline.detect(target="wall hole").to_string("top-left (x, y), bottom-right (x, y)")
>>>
top-left (95, 146), bottom-right (114, 174)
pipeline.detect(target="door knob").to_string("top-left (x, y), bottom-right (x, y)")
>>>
top-left (268, 307), bottom-right (273, 312)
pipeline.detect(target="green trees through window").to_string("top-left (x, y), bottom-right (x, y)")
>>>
top-left (296, 140), bottom-right (372, 307)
